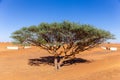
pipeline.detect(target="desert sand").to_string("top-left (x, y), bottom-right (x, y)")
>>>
top-left (0, 42), bottom-right (120, 80)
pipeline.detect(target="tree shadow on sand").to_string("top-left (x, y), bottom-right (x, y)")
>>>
top-left (28, 56), bottom-right (91, 67)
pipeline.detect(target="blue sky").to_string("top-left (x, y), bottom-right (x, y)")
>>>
top-left (0, 0), bottom-right (120, 42)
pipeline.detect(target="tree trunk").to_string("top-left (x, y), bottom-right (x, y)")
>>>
top-left (57, 61), bottom-right (62, 69)
top-left (54, 56), bottom-right (63, 70)
top-left (54, 57), bottom-right (59, 70)
top-left (58, 57), bottom-right (65, 69)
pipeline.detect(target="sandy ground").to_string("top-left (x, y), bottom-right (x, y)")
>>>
top-left (0, 43), bottom-right (120, 80)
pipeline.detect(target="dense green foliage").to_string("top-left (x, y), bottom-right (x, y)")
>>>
top-left (11, 21), bottom-right (114, 69)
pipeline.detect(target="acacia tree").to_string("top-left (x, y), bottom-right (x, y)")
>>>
top-left (11, 21), bottom-right (114, 70)
top-left (10, 27), bottom-right (32, 47)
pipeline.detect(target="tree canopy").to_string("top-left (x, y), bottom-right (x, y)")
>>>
top-left (11, 21), bottom-right (114, 69)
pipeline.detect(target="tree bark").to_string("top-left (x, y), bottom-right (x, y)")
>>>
top-left (54, 57), bottom-right (59, 70)
top-left (57, 60), bottom-right (63, 69)
top-left (54, 56), bottom-right (63, 70)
